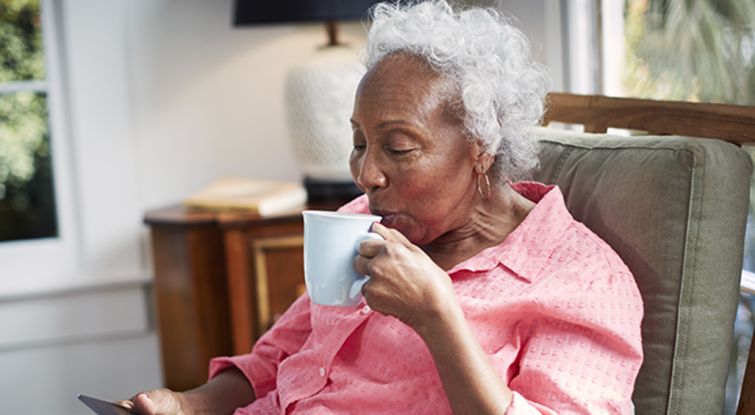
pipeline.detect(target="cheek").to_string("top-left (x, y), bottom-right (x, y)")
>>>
top-left (400, 164), bottom-right (475, 223)
top-left (404, 163), bottom-right (469, 201)
top-left (349, 159), bottom-right (357, 179)
top-left (395, 172), bottom-right (434, 202)
top-left (349, 154), bottom-right (362, 182)
top-left (384, 161), bottom-right (474, 244)
top-left (397, 171), bottom-right (456, 219)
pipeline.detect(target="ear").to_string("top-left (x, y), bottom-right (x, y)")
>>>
top-left (470, 141), bottom-right (494, 174)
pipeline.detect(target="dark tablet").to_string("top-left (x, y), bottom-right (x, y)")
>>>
top-left (77, 394), bottom-right (133, 415)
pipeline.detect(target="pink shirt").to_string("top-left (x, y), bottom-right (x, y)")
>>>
top-left (210, 182), bottom-right (643, 414)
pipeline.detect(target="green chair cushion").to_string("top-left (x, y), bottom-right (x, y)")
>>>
top-left (532, 127), bottom-right (752, 414)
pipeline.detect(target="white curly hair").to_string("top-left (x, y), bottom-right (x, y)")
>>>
top-left (364, 0), bottom-right (551, 182)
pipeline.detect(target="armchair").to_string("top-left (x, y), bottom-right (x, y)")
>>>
top-left (537, 93), bottom-right (755, 414)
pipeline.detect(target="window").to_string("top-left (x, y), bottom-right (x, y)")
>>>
top-left (0, 0), bottom-right (57, 242)
top-left (0, 0), bottom-right (79, 289)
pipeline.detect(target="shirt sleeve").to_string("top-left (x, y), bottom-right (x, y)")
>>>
top-left (502, 270), bottom-right (643, 415)
top-left (207, 195), bottom-right (368, 399)
top-left (208, 293), bottom-right (312, 400)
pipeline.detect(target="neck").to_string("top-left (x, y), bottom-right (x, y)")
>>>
top-left (422, 183), bottom-right (535, 270)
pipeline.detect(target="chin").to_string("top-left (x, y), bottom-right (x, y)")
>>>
top-left (380, 215), bottom-right (426, 245)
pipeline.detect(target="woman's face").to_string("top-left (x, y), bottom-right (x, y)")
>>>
top-left (349, 54), bottom-right (483, 245)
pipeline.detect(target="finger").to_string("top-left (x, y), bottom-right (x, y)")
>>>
top-left (116, 400), bottom-right (134, 410)
top-left (129, 392), bottom-right (144, 402)
top-left (357, 237), bottom-right (385, 257)
top-left (361, 271), bottom-right (375, 298)
top-left (353, 254), bottom-right (370, 275)
top-left (372, 222), bottom-right (413, 247)
top-left (360, 274), bottom-right (384, 310)
top-left (132, 393), bottom-right (158, 414)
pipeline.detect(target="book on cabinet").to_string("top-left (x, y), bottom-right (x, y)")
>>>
top-left (183, 177), bottom-right (307, 217)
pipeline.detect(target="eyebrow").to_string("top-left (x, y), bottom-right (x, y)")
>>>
top-left (377, 120), bottom-right (421, 130)
top-left (350, 119), bottom-right (424, 133)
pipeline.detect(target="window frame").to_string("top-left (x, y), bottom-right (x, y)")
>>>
top-left (561, 0), bottom-right (601, 94)
top-left (0, 0), bottom-right (82, 294)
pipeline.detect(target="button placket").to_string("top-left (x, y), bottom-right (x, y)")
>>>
top-left (317, 311), bottom-right (372, 382)
top-left (282, 308), bottom-right (373, 414)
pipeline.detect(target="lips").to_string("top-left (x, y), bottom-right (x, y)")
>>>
top-left (370, 208), bottom-right (390, 217)
top-left (376, 213), bottom-right (403, 230)
top-left (369, 208), bottom-right (396, 226)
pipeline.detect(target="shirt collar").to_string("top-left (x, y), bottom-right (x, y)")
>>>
top-left (447, 182), bottom-right (574, 282)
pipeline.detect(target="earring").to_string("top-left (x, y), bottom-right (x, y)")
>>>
top-left (477, 173), bottom-right (491, 200)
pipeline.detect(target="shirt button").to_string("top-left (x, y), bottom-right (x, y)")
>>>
top-left (360, 305), bottom-right (371, 314)
top-left (319, 367), bottom-right (326, 377)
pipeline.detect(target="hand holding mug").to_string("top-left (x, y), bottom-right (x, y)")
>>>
top-left (354, 222), bottom-right (457, 332)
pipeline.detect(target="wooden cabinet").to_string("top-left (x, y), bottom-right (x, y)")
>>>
top-left (144, 204), bottom-right (338, 390)
top-left (144, 208), bottom-right (231, 391)
top-left (217, 213), bottom-right (307, 355)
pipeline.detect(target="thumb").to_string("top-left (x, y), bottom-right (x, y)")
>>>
top-left (132, 390), bottom-right (180, 415)
top-left (132, 393), bottom-right (158, 414)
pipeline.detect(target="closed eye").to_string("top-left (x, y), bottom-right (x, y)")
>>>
top-left (385, 146), bottom-right (415, 156)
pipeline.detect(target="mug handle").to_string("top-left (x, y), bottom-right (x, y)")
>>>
top-left (349, 232), bottom-right (384, 302)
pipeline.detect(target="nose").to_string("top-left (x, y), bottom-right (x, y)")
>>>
top-left (354, 150), bottom-right (387, 193)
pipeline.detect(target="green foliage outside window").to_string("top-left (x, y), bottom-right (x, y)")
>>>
top-left (0, 92), bottom-right (48, 193)
top-left (624, 0), bottom-right (754, 105)
top-left (0, 0), bottom-right (56, 241)
top-left (0, 0), bottom-right (45, 82)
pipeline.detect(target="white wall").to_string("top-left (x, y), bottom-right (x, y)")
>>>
top-left (0, 0), bottom-right (565, 413)
top-left (126, 1), bottom-right (368, 210)
top-left (0, 284), bottom-right (161, 415)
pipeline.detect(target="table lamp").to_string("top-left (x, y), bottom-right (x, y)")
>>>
top-left (234, 0), bottom-right (382, 203)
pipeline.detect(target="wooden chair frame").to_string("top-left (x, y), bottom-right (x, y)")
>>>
top-left (542, 92), bottom-right (755, 415)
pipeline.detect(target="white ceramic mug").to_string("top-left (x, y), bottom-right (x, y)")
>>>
top-left (302, 210), bottom-right (382, 306)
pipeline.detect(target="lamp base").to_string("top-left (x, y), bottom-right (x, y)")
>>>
top-left (304, 177), bottom-right (363, 204)
top-left (286, 46), bottom-right (364, 188)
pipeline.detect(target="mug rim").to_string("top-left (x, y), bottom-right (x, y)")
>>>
top-left (302, 210), bottom-right (381, 221)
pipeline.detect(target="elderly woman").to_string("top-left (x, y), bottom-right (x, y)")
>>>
top-left (124, 1), bottom-right (643, 414)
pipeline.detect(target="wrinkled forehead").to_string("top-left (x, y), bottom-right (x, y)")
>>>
top-left (355, 52), bottom-right (462, 124)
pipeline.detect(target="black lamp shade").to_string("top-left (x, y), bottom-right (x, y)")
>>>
top-left (233, 0), bottom-right (383, 25)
